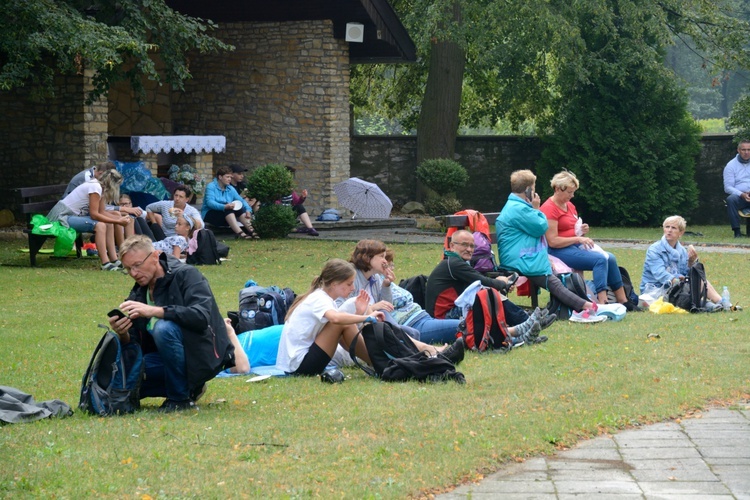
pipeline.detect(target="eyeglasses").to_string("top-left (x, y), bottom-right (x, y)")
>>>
top-left (119, 201), bottom-right (132, 206)
top-left (123, 253), bottom-right (151, 274)
top-left (453, 241), bottom-right (475, 249)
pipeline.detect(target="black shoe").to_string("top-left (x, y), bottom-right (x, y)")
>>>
top-left (158, 399), bottom-right (197, 413)
top-left (190, 383), bottom-right (207, 403)
top-left (439, 337), bottom-right (465, 366)
top-left (320, 368), bottom-right (345, 383)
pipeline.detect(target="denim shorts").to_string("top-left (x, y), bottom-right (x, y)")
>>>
top-left (66, 216), bottom-right (98, 233)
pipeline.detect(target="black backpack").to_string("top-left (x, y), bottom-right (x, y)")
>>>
top-left (236, 285), bottom-right (296, 333)
top-left (186, 229), bottom-right (227, 265)
top-left (79, 327), bottom-right (144, 416)
top-left (666, 262), bottom-right (708, 312)
top-left (546, 272), bottom-right (589, 319)
top-left (399, 275), bottom-right (428, 309)
top-left (349, 322), bottom-right (465, 383)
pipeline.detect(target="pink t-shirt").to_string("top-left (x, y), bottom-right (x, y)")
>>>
top-left (540, 198), bottom-right (578, 238)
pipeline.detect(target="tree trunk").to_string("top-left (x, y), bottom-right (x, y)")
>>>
top-left (416, 40), bottom-right (466, 165)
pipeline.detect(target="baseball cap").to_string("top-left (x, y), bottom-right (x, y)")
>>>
top-left (230, 164), bottom-right (248, 173)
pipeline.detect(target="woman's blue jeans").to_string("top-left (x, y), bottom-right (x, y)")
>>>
top-left (139, 320), bottom-right (190, 402)
top-left (548, 244), bottom-right (623, 293)
top-left (410, 316), bottom-right (461, 344)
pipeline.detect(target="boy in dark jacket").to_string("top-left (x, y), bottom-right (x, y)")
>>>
top-left (109, 235), bottom-right (235, 412)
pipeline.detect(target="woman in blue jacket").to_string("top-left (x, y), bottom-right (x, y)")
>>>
top-left (201, 166), bottom-right (258, 239)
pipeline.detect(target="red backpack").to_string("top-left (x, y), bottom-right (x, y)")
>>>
top-left (458, 288), bottom-right (511, 352)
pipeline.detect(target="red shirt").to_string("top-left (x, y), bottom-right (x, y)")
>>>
top-left (540, 198), bottom-right (578, 237)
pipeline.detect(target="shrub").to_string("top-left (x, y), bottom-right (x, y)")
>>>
top-left (244, 164), bottom-right (294, 204)
top-left (538, 71), bottom-right (700, 226)
top-left (253, 203), bottom-right (298, 239)
top-left (415, 159), bottom-right (469, 196)
top-left (424, 194), bottom-right (463, 216)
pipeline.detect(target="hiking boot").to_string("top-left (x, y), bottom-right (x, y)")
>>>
top-left (158, 399), bottom-right (197, 413)
top-left (190, 383), bottom-right (207, 403)
top-left (439, 337), bottom-right (465, 366)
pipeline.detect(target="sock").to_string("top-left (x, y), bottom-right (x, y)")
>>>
top-left (530, 307), bottom-right (548, 322)
top-left (514, 316), bottom-right (536, 338)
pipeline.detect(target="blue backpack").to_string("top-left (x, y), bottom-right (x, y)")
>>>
top-left (237, 285), bottom-right (297, 333)
top-left (79, 327), bottom-right (144, 416)
top-left (315, 208), bottom-right (341, 221)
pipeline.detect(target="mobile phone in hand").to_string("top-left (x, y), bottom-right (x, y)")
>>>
top-left (107, 308), bottom-right (128, 320)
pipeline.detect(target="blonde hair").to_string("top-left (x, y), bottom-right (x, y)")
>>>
top-left (99, 169), bottom-right (123, 204)
top-left (510, 169), bottom-right (536, 193)
top-left (286, 259), bottom-right (356, 319)
top-left (663, 215), bottom-right (686, 232)
top-left (550, 170), bottom-right (579, 192)
top-left (119, 235), bottom-right (154, 260)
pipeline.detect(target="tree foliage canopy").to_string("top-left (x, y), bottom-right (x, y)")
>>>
top-left (0, 0), bottom-right (233, 102)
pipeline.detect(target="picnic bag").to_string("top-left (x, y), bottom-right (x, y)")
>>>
top-left (236, 285), bottom-right (297, 333)
top-left (79, 327), bottom-right (144, 416)
top-left (399, 274), bottom-right (429, 309)
top-left (546, 272), bottom-right (589, 319)
top-left (186, 228), bottom-right (227, 265)
top-left (458, 287), bottom-right (511, 352)
top-left (349, 322), bottom-right (465, 383)
top-left (665, 262), bottom-right (708, 312)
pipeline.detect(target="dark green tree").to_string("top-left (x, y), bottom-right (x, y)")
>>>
top-left (0, 0), bottom-right (233, 102)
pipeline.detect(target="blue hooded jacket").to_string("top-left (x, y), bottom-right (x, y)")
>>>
top-left (496, 193), bottom-right (552, 276)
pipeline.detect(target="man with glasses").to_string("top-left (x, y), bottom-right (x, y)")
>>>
top-left (108, 235), bottom-right (236, 412)
top-left (723, 139), bottom-right (750, 238)
top-left (425, 230), bottom-right (553, 344)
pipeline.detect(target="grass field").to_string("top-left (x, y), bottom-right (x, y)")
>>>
top-left (0, 232), bottom-right (748, 498)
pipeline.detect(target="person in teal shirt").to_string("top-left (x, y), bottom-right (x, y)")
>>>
top-left (201, 166), bottom-right (258, 239)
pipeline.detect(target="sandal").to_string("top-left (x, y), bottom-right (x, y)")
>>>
top-left (234, 232), bottom-right (252, 240)
top-left (242, 226), bottom-right (261, 239)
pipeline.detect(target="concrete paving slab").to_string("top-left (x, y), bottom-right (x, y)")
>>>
top-left (437, 404), bottom-right (750, 500)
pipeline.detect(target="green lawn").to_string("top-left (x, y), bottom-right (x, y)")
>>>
top-left (0, 233), bottom-right (748, 498)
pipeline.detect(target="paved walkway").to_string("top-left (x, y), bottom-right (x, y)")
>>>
top-left (440, 403), bottom-right (750, 499)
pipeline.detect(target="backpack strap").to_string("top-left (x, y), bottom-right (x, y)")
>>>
top-left (348, 326), bottom-right (377, 378)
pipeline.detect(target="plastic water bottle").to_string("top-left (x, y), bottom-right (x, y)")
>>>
top-left (721, 286), bottom-right (731, 311)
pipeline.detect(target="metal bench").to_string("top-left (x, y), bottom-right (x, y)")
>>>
top-left (17, 184), bottom-right (83, 266)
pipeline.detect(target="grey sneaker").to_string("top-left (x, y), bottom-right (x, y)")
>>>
top-left (101, 262), bottom-right (121, 271)
top-left (704, 301), bottom-right (723, 313)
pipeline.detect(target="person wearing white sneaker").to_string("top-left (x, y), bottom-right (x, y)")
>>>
top-left (47, 169), bottom-right (132, 271)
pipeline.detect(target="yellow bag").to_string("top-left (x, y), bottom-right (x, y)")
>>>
top-left (649, 297), bottom-right (688, 314)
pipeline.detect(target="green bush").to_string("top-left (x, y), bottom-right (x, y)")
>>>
top-left (728, 96), bottom-right (750, 142)
top-left (253, 203), bottom-right (298, 239)
top-left (244, 164), bottom-right (294, 204)
top-left (424, 194), bottom-right (463, 216)
top-left (538, 71), bottom-right (701, 226)
top-left (415, 159), bottom-right (469, 196)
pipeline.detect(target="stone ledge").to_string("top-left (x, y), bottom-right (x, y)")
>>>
top-left (313, 217), bottom-right (417, 230)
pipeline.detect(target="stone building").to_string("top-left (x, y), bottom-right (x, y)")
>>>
top-left (0, 0), bottom-right (416, 216)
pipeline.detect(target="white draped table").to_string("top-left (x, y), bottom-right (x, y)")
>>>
top-left (130, 135), bottom-right (226, 154)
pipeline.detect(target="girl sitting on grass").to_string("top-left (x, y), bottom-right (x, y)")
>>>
top-left (152, 215), bottom-right (193, 258)
top-left (275, 259), bottom-right (463, 376)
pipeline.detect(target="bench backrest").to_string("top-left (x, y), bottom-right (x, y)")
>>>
top-left (16, 184), bottom-right (67, 221)
top-left (440, 212), bottom-right (500, 244)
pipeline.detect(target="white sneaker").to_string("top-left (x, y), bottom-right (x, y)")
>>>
top-left (569, 309), bottom-right (607, 323)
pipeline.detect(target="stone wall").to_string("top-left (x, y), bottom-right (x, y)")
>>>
top-left (172, 20), bottom-right (351, 211)
top-left (0, 71), bottom-right (108, 192)
top-left (351, 134), bottom-right (735, 225)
